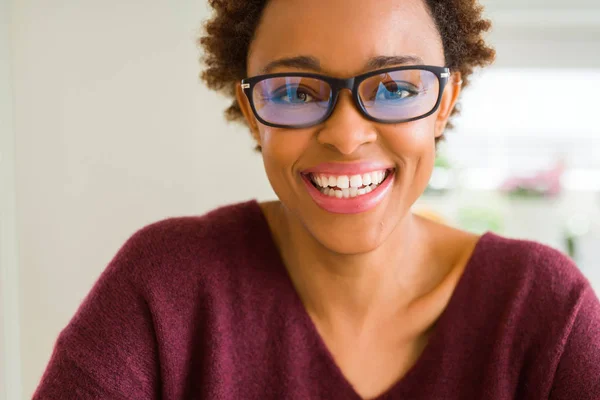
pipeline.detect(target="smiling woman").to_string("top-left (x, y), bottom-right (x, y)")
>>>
top-left (33, 0), bottom-right (600, 399)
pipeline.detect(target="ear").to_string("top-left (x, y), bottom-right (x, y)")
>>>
top-left (434, 72), bottom-right (462, 138)
top-left (235, 84), bottom-right (262, 146)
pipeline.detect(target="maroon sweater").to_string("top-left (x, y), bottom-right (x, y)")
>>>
top-left (34, 200), bottom-right (600, 399)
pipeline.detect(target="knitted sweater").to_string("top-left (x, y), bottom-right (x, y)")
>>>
top-left (34, 200), bottom-right (600, 399)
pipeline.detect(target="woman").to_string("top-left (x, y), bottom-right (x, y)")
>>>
top-left (35, 0), bottom-right (600, 399)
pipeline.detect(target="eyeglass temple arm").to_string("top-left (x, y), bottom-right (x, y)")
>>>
top-left (443, 70), bottom-right (463, 85)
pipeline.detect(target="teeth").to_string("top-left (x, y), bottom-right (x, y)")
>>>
top-left (362, 173), bottom-right (372, 186)
top-left (337, 175), bottom-right (350, 189)
top-left (321, 187), bottom-right (377, 198)
top-left (310, 170), bottom-right (389, 191)
top-left (349, 175), bottom-right (362, 188)
top-left (371, 171), bottom-right (378, 185)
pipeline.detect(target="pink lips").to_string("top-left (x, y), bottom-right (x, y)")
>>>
top-left (301, 162), bottom-right (395, 214)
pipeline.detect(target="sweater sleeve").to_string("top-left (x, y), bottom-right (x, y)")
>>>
top-left (549, 284), bottom-right (600, 400)
top-left (33, 231), bottom-right (161, 400)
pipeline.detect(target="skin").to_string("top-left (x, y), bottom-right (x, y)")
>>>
top-left (235, 0), bottom-right (481, 397)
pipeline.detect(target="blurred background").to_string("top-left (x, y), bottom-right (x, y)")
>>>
top-left (0, 0), bottom-right (599, 398)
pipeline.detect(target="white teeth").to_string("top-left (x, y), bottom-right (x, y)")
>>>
top-left (319, 185), bottom-right (379, 198)
top-left (337, 175), bottom-right (350, 189)
top-left (311, 170), bottom-right (389, 190)
top-left (349, 175), bottom-right (362, 188)
top-left (362, 173), bottom-right (372, 186)
top-left (328, 176), bottom-right (337, 187)
top-left (371, 171), bottom-right (378, 185)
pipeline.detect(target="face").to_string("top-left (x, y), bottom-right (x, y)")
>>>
top-left (237, 0), bottom-right (461, 255)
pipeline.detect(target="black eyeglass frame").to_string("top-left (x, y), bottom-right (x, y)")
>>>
top-left (240, 65), bottom-right (451, 129)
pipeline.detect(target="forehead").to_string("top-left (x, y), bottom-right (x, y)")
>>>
top-left (247, 0), bottom-right (444, 77)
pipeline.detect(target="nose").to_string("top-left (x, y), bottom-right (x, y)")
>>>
top-left (316, 90), bottom-right (378, 155)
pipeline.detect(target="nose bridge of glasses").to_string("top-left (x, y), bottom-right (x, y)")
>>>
top-left (324, 77), bottom-right (373, 127)
top-left (327, 77), bottom-right (359, 110)
top-left (329, 76), bottom-right (356, 93)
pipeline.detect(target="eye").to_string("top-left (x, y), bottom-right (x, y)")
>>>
top-left (270, 85), bottom-right (316, 104)
top-left (374, 81), bottom-right (419, 101)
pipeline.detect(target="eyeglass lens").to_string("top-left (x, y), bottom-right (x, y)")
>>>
top-left (251, 69), bottom-right (440, 127)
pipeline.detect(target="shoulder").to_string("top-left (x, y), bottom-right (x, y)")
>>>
top-left (480, 234), bottom-right (600, 398)
top-left (109, 200), bottom-right (268, 288)
top-left (127, 200), bottom-right (263, 251)
top-left (459, 232), bottom-right (600, 390)
top-left (35, 204), bottom-right (267, 399)
top-left (475, 232), bottom-right (589, 297)
top-left (468, 232), bottom-right (596, 343)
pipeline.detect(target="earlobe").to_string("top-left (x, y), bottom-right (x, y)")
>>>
top-left (235, 84), bottom-right (262, 143)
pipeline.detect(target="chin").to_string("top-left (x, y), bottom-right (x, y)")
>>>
top-left (271, 168), bottom-right (417, 255)
top-left (300, 202), bottom-right (406, 256)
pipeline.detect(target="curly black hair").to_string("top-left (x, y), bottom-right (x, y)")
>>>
top-left (198, 0), bottom-right (495, 145)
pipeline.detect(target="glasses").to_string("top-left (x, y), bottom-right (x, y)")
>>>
top-left (240, 65), bottom-right (451, 129)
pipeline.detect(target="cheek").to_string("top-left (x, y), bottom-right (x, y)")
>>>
top-left (383, 119), bottom-right (437, 158)
top-left (259, 126), bottom-right (313, 182)
top-left (383, 120), bottom-right (437, 195)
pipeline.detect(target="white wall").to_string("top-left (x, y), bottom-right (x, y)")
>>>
top-left (12, 1), bottom-right (274, 398)
top-left (0, 0), bottom-right (23, 399)
top-left (483, 0), bottom-right (600, 68)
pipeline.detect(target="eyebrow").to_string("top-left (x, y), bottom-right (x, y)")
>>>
top-left (365, 55), bottom-right (425, 70)
top-left (261, 56), bottom-right (321, 74)
top-left (260, 54), bottom-right (425, 75)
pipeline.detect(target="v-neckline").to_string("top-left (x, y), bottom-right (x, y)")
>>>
top-left (251, 200), bottom-right (491, 399)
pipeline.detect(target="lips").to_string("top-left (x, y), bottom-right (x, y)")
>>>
top-left (300, 162), bottom-right (395, 214)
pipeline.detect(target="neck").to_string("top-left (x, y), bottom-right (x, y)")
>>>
top-left (264, 202), bottom-right (442, 330)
